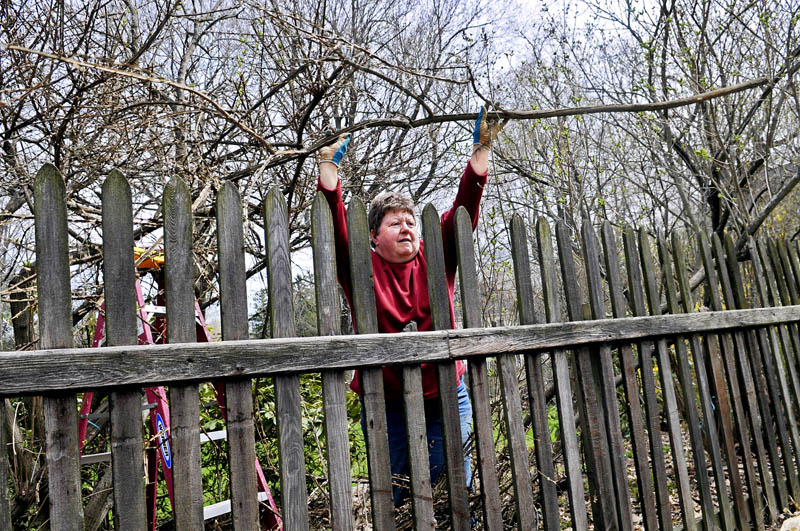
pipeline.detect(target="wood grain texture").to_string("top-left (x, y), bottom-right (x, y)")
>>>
top-left (778, 239), bottom-right (800, 304)
top-left (758, 239), bottom-right (800, 421)
top-left (496, 353), bottom-right (537, 529)
top-left (0, 398), bottom-right (9, 531)
top-left (510, 214), bottom-right (557, 531)
top-left (657, 236), bottom-right (715, 531)
top-left (536, 218), bottom-right (588, 530)
top-left (265, 187), bottom-right (310, 530)
top-left (723, 235), bottom-right (787, 512)
top-left (601, 223), bottom-right (658, 531)
top-left (312, 192), bottom-right (355, 531)
top-left (43, 395), bottom-right (83, 530)
top-left (786, 240), bottom-right (800, 298)
top-left (750, 238), bottom-right (800, 503)
top-left (102, 169), bottom-right (147, 531)
top-left (772, 238), bottom-right (800, 413)
top-left (421, 203), bottom-right (469, 531)
top-left (582, 220), bottom-right (633, 531)
top-left (34, 164), bottom-right (72, 349)
top-left (402, 365), bottom-right (435, 529)
top-left (346, 197), bottom-right (395, 531)
top-left (699, 231), bottom-right (763, 529)
top-left (2, 305), bottom-right (800, 396)
top-left (34, 164), bottom-right (84, 530)
top-left (622, 228), bottom-right (671, 530)
top-left (556, 220), bottom-right (616, 529)
top-left (766, 238), bottom-right (800, 500)
top-left (715, 235), bottom-right (776, 525)
top-left (672, 234), bottom-right (736, 531)
top-left (714, 235), bottom-right (777, 521)
top-left (163, 176), bottom-right (204, 531)
top-left (638, 230), bottom-right (696, 530)
top-left (454, 208), bottom-right (503, 531)
top-left (217, 182), bottom-right (260, 530)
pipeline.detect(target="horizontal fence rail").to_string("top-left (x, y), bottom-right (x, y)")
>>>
top-left (4, 163), bottom-right (800, 530)
top-left (1, 307), bottom-right (799, 396)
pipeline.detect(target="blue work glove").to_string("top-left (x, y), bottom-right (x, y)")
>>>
top-left (473, 103), bottom-right (508, 148)
top-left (319, 133), bottom-right (351, 167)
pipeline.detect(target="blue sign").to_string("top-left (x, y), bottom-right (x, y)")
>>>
top-left (155, 413), bottom-right (172, 469)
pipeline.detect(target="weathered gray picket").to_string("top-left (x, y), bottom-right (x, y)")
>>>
top-left (421, 204), bottom-right (470, 530)
top-left (657, 236), bottom-right (715, 531)
top-left (34, 164), bottom-right (84, 530)
top-left (535, 218), bottom-right (588, 529)
top-left (510, 214), bottom-right (557, 531)
top-left (558, 220), bottom-right (618, 529)
top-left (672, 233), bottom-right (736, 531)
top-left (164, 176), bottom-right (205, 530)
top-left (8, 164), bottom-right (800, 531)
top-left (217, 182), bottom-right (260, 529)
top-left (102, 170), bottom-right (147, 530)
top-left (346, 196), bottom-right (395, 531)
top-left (700, 231), bottom-right (766, 528)
top-left (602, 223), bottom-right (658, 531)
top-left (0, 404), bottom-right (7, 531)
top-left (582, 220), bottom-right (633, 531)
top-left (311, 192), bottom-right (355, 531)
top-left (623, 227), bottom-right (673, 529)
top-left (714, 235), bottom-right (779, 521)
top-left (640, 230), bottom-right (695, 529)
top-left (454, 207), bottom-right (503, 531)
top-left (497, 216), bottom-right (537, 529)
top-left (265, 188), bottom-right (310, 531)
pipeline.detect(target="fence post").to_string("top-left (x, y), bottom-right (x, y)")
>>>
top-left (345, 197), bottom-right (395, 530)
top-left (600, 223), bottom-right (658, 531)
top-left (163, 176), bottom-right (204, 530)
top-left (217, 182), bottom-right (261, 529)
top-left (581, 220), bottom-right (633, 531)
top-left (720, 235), bottom-right (787, 513)
top-left (34, 163), bottom-right (84, 530)
top-left (454, 207), bottom-right (503, 531)
top-left (264, 188), bottom-right (310, 530)
top-left (102, 169), bottom-right (147, 529)
top-left (509, 214), bottom-right (556, 531)
top-left (699, 231), bottom-right (764, 528)
top-left (535, 218), bottom-right (588, 529)
top-left (622, 227), bottom-right (672, 530)
top-left (311, 192), bottom-right (356, 531)
top-left (657, 236), bottom-right (717, 531)
top-left (421, 203), bottom-right (469, 530)
top-left (556, 220), bottom-right (616, 529)
top-left (639, 230), bottom-right (696, 529)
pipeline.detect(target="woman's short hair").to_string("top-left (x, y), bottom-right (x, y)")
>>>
top-left (368, 192), bottom-right (415, 234)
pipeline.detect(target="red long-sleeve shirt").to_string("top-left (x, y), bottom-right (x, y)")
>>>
top-left (319, 160), bottom-right (488, 399)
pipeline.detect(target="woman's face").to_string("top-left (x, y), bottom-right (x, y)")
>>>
top-left (371, 208), bottom-right (419, 263)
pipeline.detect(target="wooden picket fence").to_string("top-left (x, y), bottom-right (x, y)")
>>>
top-left (2, 163), bottom-right (800, 530)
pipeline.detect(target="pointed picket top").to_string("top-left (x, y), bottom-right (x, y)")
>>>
top-left (311, 192), bottom-right (340, 337)
top-left (217, 181), bottom-right (249, 341)
top-left (163, 175), bottom-right (195, 343)
top-left (102, 169), bottom-right (137, 347)
top-left (421, 202), bottom-right (450, 331)
top-left (264, 186), bottom-right (295, 339)
top-left (34, 163), bottom-right (72, 349)
top-left (346, 196), bottom-right (379, 334)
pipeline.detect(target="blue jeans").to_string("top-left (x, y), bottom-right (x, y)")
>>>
top-left (362, 381), bottom-right (473, 506)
